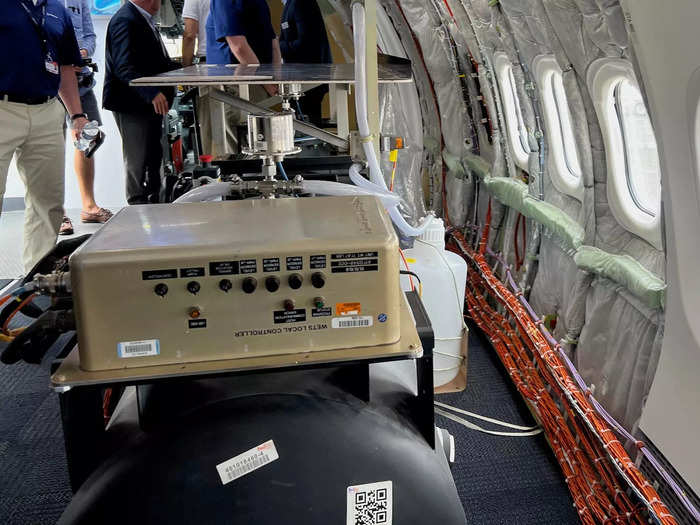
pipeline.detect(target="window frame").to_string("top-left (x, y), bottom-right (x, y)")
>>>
top-left (533, 55), bottom-right (584, 201)
top-left (587, 58), bottom-right (663, 249)
top-left (494, 53), bottom-right (530, 171)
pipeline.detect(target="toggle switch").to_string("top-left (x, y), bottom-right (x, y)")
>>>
top-left (219, 279), bottom-right (233, 293)
top-left (187, 281), bottom-right (201, 295)
top-left (154, 283), bottom-right (168, 297)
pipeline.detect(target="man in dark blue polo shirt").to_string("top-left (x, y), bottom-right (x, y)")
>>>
top-left (206, 0), bottom-right (282, 71)
top-left (0, 0), bottom-right (88, 272)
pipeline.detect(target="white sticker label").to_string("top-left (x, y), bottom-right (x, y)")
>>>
top-left (332, 316), bottom-right (373, 329)
top-left (216, 440), bottom-right (279, 485)
top-left (281, 21), bottom-right (290, 30)
top-left (117, 339), bottom-right (160, 358)
top-left (347, 481), bottom-right (393, 525)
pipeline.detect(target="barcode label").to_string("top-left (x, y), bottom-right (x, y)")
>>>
top-left (347, 481), bottom-right (393, 525)
top-left (332, 316), bottom-right (373, 329)
top-left (117, 339), bottom-right (159, 358)
top-left (216, 440), bottom-right (279, 485)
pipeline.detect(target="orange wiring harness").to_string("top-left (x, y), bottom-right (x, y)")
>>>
top-left (444, 223), bottom-right (677, 524)
top-left (2, 293), bottom-right (37, 335)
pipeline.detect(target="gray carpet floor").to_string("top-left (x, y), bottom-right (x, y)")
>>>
top-left (0, 320), bottom-right (578, 524)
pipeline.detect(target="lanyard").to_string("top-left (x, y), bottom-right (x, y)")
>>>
top-left (18, 0), bottom-right (50, 57)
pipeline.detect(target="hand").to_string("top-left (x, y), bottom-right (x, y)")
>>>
top-left (71, 117), bottom-right (88, 142)
top-left (263, 84), bottom-right (279, 97)
top-left (80, 49), bottom-right (88, 58)
top-left (152, 92), bottom-right (169, 115)
top-left (73, 66), bottom-right (83, 73)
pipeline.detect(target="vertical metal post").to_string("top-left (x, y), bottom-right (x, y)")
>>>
top-left (363, 0), bottom-right (381, 157)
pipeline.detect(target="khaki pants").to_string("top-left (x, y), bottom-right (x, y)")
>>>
top-left (0, 98), bottom-right (65, 273)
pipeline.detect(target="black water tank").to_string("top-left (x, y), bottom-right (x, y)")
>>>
top-left (58, 394), bottom-right (466, 525)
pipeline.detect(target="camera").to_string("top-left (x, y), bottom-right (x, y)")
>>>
top-left (77, 59), bottom-right (98, 89)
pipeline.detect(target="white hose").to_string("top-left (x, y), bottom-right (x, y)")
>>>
top-left (174, 182), bottom-right (232, 203)
top-left (301, 180), bottom-right (401, 208)
top-left (351, 2), bottom-right (433, 238)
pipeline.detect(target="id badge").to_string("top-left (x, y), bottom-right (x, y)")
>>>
top-left (281, 21), bottom-right (289, 30)
top-left (45, 52), bottom-right (59, 75)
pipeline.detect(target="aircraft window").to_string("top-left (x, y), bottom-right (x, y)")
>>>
top-left (587, 58), bottom-right (662, 249)
top-left (494, 53), bottom-right (530, 170)
top-left (613, 78), bottom-right (662, 217)
top-left (534, 56), bottom-right (583, 200)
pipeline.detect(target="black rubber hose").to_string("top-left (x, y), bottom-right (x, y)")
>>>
top-left (22, 234), bottom-right (92, 285)
top-left (0, 310), bottom-right (75, 365)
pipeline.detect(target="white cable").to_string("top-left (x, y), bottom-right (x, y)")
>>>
top-left (435, 408), bottom-right (543, 437)
top-left (435, 401), bottom-right (540, 431)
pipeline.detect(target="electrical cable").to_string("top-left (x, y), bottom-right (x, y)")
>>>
top-left (435, 408), bottom-right (544, 437)
top-left (399, 270), bottom-right (422, 297)
top-left (435, 401), bottom-right (541, 431)
top-left (398, 249), bottom-right (415, 292)
top-left (2, 293), bottom-right (38, 335)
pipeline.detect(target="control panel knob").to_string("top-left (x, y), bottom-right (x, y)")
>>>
top-left (265, 276), bottom-right (280, 293)
top-left (219, 279), bottom-right (233, 293)
top-left (187, 281), bottom-right (201, 295)
top-left (311, 272), bottom-right (326, 289)
top-left (242, 277), bottom-right (258, 294)
top-left (154, 283), bottom-right (168, 297)
top-left (288, 274), bottom-right (303, 290)
top-left (284, 299), bottom-right (296, 311)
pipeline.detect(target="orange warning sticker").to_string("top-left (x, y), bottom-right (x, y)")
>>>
top-left (336, 302), bottom-right (362, 316)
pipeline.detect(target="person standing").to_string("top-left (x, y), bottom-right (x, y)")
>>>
top-left (181, 0), bottom-right (209, 67)
top-left (103, 0), bottom-right (178, 205)
top-left (59, 0), bottom-right (113, 235)
top-left (0, 0), bottom-right (88, 272)
top-left (181, 0), bottom-right (213, 156)
top-left (279, 0), bottom-right (332, 126)
top-left (205, 0), bottom-right (282, 155)
top-left (206, 0), bottom-right (282, 71)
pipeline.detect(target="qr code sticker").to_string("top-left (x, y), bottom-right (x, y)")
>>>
top-left (346, 481), bottom-right (393, 525)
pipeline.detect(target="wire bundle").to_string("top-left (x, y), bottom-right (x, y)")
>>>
top-left (447, 226), bottom-right (678, 525)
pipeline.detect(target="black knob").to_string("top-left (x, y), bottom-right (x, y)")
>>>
top-left (187, 281), bottom-right (201, 295)
top-left (154, 283), bottom-right (168, 297)
top-left (311, 272), bottom-right (326, 289)
top-left (288, 274), bottom-right (303, 290)
top-left (219, 279), bottom-right (233, 293)
top-left (242, 277), bottom-right (258, 294)
top-left (265, 276), bottom-right (280, 293)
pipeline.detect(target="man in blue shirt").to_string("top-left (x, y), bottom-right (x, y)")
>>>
top-left (59, 0), bottom-right (113, 236)
top-left (206, 0), bottom-right (282, 71)
top-left (0, 0), bottom-right (88, 272)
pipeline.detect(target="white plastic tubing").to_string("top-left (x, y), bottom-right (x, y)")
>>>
top-left (351, 2), bottom-right (433, 237)
top-left (173, 179), bottom-right (402, 208)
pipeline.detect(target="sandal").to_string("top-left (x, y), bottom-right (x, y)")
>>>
top-left (81, 208), bottom-right (114, 224)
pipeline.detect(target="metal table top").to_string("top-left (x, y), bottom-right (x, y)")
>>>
top-left (131, 62), bottom-right (413, 87)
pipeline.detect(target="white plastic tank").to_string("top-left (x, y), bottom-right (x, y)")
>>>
top-left (399, 219), bottom-right (468, 386)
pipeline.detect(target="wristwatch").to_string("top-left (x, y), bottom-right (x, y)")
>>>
top-left (70, 113), bottom-right (88, 121)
